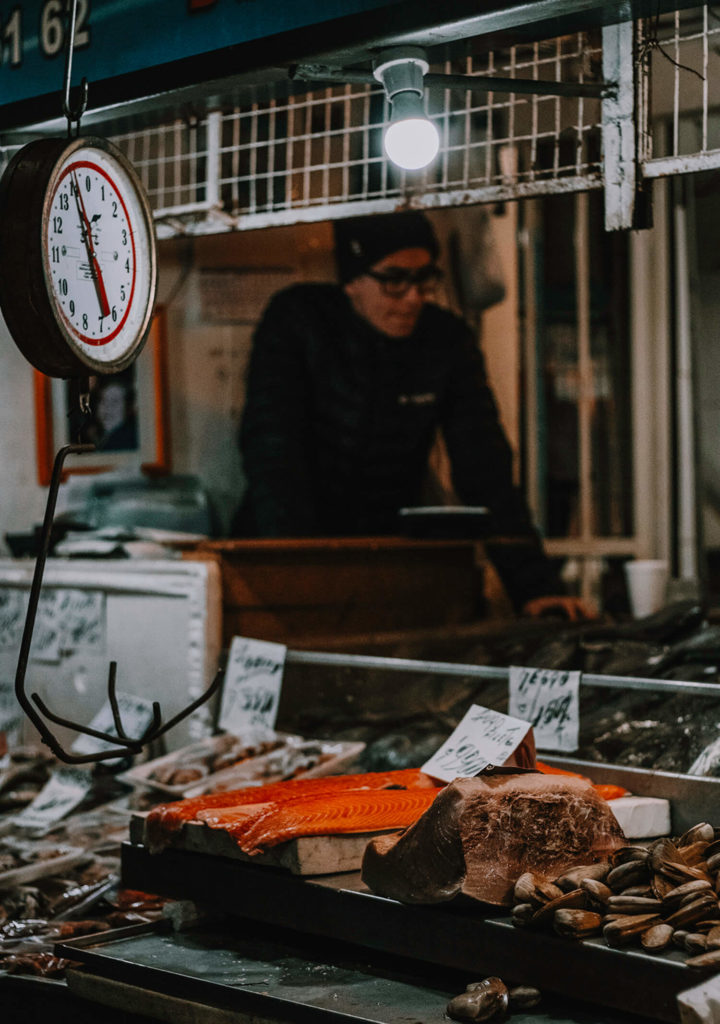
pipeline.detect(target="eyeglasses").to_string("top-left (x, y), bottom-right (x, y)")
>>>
top-left (365, 264), bottom-right (443, 297)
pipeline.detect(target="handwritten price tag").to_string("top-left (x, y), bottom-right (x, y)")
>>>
top-left (72, 691), bottom-right (156, 758)
top-left (421, 704), bottom-right (534, 784)
top-left (13, 768), bottom-right (92, 833)
top-left (219, 636), bottom-right (287, 736)
top-left (0, 588), bottom-right (106, 663)
top-left (0, 590), bottom-right (27, 651)
top-left (56, 589), bottom-right (105, 653)
top-left (0, 678), bottom-right (21, 737)
top-left (508, 666), bottom-right (580, 753)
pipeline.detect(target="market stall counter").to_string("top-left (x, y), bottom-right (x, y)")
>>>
top-left (182, 536), bottom-right (498, 644)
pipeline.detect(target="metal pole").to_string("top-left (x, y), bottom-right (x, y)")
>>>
top-left (286, 649), bottom-right (720, 699)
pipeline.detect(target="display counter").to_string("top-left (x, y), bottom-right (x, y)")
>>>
top-left (183, 537), bottom-right (494, 644)
top-left (2, 607), bottom-right (720, 1023)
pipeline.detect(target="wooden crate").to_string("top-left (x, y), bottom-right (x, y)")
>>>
top-left (184, 537), bottom-right (483, 644)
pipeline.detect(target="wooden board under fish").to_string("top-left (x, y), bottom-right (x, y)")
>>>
top-left (130, 812), bottom-right (394, 875)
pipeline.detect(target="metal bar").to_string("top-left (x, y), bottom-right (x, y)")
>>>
top-left (544, 537), bottom-right (638, 556)
top-left (521, 200), bottom-right (542, 524)
top-left (202, 175), bottom-right (602, 234)
top-left (601, 21), bottom-right (636, 230)
top-left (285, 649), bottom-right (720, 698)
top-left (674, 189), bottom-right (699, 581)
top-left (293, 66), bottom-right (611, 98)
top-left (205, 111), bottom-right (221, 209)
top-left (643, 150), bottom-right (720, 177)
top-left (576, 191), bottom-right (593, 559)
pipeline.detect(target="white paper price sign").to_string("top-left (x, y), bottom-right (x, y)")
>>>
top-left (0, 679), bottom-right (19, 731)
top-left (219, 636), bottom-right (287, 735)
top-left (421, 704), bottom-right (534, 784)
top-left (13, 768), bottom-right (92, 832)
top-left (0, 590), bottom-right (27, 651)
top-left (72, 691), bottom-right (157, 757)
top-left (0, 588), bottom-right (106, 663)
top-left (508, 666), bottom-right (580, 753)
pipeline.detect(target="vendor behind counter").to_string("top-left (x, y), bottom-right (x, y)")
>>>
top-left (235, 210), bottom-right (592, 622)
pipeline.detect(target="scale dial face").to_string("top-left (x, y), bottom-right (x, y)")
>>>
top-left (0, 136), bottom-right (157, 378)
top-left (45, 145), bottom-right (153, 368)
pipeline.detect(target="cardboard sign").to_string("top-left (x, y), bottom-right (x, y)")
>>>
top-left (422, 704), bottom-right (535, 784)
top-left (13, 768), bottom-right (92, 832)
top-left (0, 587), bottom-right (106, 664)
top-left (509, 666), bottom-right (580, 753)
top-left (219, 636), bottom-right (286, 735)
top-left (72, 691), bottom-right (156, 757)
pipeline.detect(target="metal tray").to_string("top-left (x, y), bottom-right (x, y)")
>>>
top-left (56, 917), bottom-right (649, 1024)
top-left (120, 843), bottom-right (706, 1024)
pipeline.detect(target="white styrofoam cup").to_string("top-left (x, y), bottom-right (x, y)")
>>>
top-left (624, 559), bottom-right (669, 619)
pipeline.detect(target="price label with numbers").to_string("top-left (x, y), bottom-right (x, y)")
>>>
top-left (13, 767), bottom-right (92, 833)
top-left (508, 666), bottom-right (580, 753)
top-left (421, 704), bottom-right (534, 784)
top-left (219, 636), bottom-right (287, 736)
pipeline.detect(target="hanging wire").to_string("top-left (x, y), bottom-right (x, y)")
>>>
top-left (62, 0), bottom-right (89, 136)
top-left (637, 3), bottom-right (705, 81)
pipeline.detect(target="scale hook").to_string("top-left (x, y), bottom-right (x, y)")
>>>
top-left (62, 0), bottom-right (88, 136)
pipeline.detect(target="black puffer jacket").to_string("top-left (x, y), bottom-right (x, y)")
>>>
top-left (237, 283), bottom-right (562, 609)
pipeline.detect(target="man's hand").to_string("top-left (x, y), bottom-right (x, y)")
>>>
top-left (521, 595), bottom-right (598, 621)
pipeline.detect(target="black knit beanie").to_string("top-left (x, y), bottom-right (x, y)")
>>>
top-left (334, 211), bottom-right (439, 284)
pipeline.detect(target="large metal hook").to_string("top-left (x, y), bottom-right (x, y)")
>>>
top-left (62, 0), bottom-right (88, 137)
top-left (14, 443), bottom-right (224, 765)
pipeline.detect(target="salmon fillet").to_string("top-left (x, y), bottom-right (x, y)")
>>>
top-left (145, 769), bottom-right (436, 853)
top-left (232, 786), bottom-right (442, 855)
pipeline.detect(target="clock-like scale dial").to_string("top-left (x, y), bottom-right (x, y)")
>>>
top-left (0, 136), bottom-right (157, 378)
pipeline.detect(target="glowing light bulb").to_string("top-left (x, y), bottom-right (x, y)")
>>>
top-left (373, 49), bottom-right (440, 172)
top-left (384, 117), bottom-right (440, 171)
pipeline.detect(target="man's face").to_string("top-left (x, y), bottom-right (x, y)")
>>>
top-left (344, 247), bottom-right (437, 338)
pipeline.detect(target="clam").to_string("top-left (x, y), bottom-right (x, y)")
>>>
top-left (448, 978), bottom-right (509, 1022)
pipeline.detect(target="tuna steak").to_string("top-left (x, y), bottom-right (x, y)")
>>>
top-left (362, 774), bottom-right (625, 907)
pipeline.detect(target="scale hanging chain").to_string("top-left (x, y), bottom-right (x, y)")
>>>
top-left (62, 0), bottom-right (88, 137)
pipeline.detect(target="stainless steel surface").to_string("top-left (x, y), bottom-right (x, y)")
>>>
top-left (58, 919), bottom-right (649, 1024)
top-left (120, 846), bottom-right (694, 1023)
top-left (543, 757), bottom-right (720, 831)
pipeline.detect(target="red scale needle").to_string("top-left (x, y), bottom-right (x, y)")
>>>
top-left (72, 171), bottom-right (111, 319)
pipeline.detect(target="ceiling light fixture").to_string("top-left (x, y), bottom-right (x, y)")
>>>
top-left (373, 47), bottom-right (439, 172)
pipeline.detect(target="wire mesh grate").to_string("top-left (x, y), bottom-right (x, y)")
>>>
top-left (107, 33), bottom-right (605, 236)
top-left (642, 5), bottom-right (720, 177)
top-left (3, 10), bottom-right (717, 235)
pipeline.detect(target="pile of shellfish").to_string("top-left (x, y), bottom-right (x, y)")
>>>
top-left (511, 822), bottom-right (720, 970)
